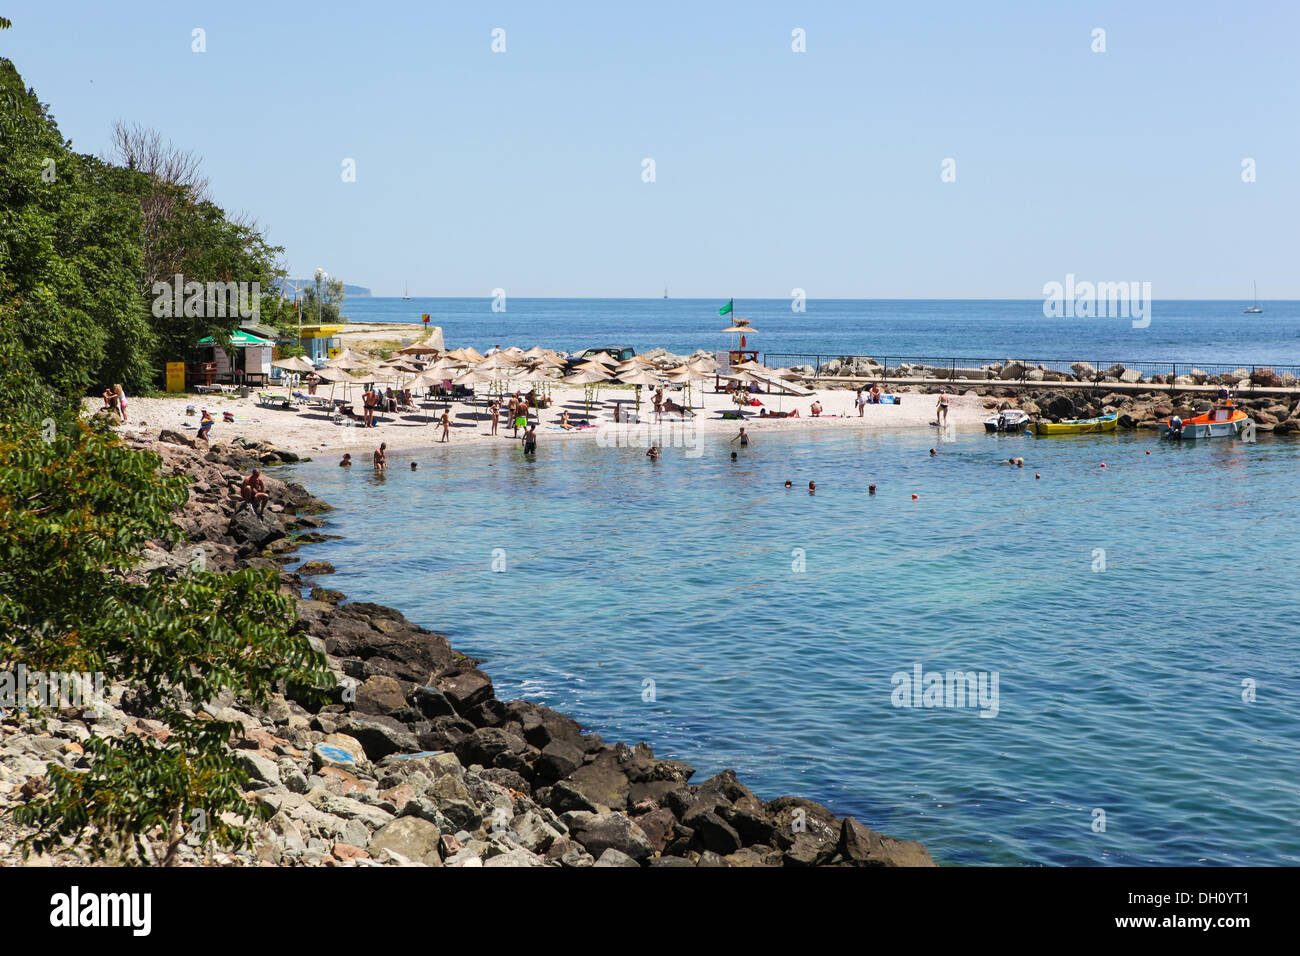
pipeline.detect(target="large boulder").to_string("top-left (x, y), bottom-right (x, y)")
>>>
top-left (1043, 394), bottom-right (1076, 419)
top-left (228, 507), bottom-right (285, 548)
top-left (565, 812), bottom-right (654, 862)
top-left (839, 817), bottom-right (936, 867)
top-left (565, 749), bottom-right (631, 809)
top-left (1251, 367), bottom-right (1284, 388)
top-left (354, 675), bottom-right (407, 715)
top-left (454, 727), bottom-right (530, 769)
top-left (369, 817), bottom-right (443, 867)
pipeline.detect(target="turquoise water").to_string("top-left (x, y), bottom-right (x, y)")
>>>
top-left (341, 297), bottom-right (1300, 367)
top-left (282, 427), bottom-right (1300, 865)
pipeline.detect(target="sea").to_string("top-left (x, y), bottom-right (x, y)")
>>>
top-left (340, 297), bottom-right (1300, 370)
top-left (281, 410), bottom-right (1300, 866)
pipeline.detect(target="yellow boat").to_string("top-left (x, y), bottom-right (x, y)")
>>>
top-left (1033, 413), bottom-right (1117, 436)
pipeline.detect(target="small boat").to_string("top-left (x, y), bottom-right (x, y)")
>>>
top-left (984, 409), bottom-right (1031, 433)
top-left (403, 281), bottom-right (411, 301)
top-left (1244, 281), bottom-right (1262, 314)
top-left (1158, 403), bottom-right (1249, 440)
top-left (1033, 413), bottom-right (1118, 436)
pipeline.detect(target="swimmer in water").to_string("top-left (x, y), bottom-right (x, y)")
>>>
top-left (808, 481), bottom-right (816, 494)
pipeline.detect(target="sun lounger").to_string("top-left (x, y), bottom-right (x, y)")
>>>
top-left (257, 392), bottom-right (294, 409)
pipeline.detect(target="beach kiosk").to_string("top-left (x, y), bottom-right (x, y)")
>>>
top-left (193, 329), bottom-right (276, 388)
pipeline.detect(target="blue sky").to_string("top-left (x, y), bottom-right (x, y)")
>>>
top-left (4, 1), bottom-right (1296, 298)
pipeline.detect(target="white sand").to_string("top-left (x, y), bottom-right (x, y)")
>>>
top-left (89, 384), bottom-right (993, 458)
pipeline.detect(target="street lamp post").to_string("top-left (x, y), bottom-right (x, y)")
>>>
top-left (314, 268), bottom-right (327, 363)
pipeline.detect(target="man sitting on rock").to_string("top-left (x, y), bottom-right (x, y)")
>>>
top-left (238, 469), bottom-right (270, 517)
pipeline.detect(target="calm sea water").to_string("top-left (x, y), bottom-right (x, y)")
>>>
top-left (282, 427), bottom-right (1300, 866)
top-left (342, 297), bottom-right (1300, 367)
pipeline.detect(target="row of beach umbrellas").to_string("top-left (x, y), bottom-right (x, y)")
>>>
top-left (269, 335), bottom-right (805, 422)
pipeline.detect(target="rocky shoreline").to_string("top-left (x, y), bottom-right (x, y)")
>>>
top-left (0, 429), bottom-right (935, 868)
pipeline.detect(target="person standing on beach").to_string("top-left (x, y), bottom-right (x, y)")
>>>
top-left (522, 423), bottom-right (537, 455)
top-left (653, 387), bottom-right (664, 423)
top-left (856, 388), bottom-right (866, 417)
top-left (114, 384), bottom-right (128, 422)
top-left (197, 408), bottom-right (214, 443)
top-left (374, 443), bottom-right (386, 470)
top-left (507, 395), bottom-right (519, 435)
top-left (439, 409), bottom-right (451, 443)
top-left (362, 389), bottom-right (376, 428)
top-left (306, 371), bottom-right (320, 396)
top-left (936, 391), bottom-right (951, 425)
top-left (488, 398), bottom-right (500, 436)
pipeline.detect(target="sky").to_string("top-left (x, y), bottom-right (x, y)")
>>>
top-left (3, 1), bottom-right (1297, 299)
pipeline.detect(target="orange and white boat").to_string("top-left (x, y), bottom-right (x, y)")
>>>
top-left (1158, 402), bottom-right (1249, 440)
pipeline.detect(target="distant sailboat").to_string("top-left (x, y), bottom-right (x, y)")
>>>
top-left (403, 281), bottom-right (411, 301)
top-left (663, 285), bottom-right (669, 299)
top-left (1244, 281), bottom-right (1262, 314)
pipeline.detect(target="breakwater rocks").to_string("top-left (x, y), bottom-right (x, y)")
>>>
top-left (0, 431), bottom-right (935, 868)
top-left (798, 357), bottom-right (1300, 389)
top-left (970, 388), bottom-right (1300, 433)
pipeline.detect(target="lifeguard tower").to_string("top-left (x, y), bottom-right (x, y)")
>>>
top-left (716, 314), bottom-right (759, 392)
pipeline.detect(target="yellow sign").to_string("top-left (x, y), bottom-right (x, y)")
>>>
top-left (327, 347), bottom-right (341, 358)
top-left (165, 362), bottom-right (186, 393)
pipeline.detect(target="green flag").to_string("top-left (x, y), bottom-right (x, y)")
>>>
top-left (719, 299), bottom-right (733, 317)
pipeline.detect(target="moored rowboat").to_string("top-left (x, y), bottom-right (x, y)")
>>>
top-left (1033, 413), bottom-right (1118, 436)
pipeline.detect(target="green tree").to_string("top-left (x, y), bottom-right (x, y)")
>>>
top-left (0, 59), bottom-right (154, 396)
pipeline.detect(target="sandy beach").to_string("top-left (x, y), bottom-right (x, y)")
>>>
top-left (89, 384), bottom-right (992, 458)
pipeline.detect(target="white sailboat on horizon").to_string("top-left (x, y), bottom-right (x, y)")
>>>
top-left (403, 281), bottom-right (411, 301)
top-left (1244, 281), bottom-right (1262, 314)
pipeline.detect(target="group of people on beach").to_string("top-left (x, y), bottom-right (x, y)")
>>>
top-left (855, 383), bottom-right (883, 415)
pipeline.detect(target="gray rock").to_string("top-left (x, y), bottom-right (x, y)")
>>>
top-left (314, 794), bottom-right (395, 830)
top-left (839, 817), bottom-right (936, 867)
top-left (565, 811), bottom-right (654, 862)
top-left (369, 817), bottom-right (443, 867)
top-left (512, 810), bottom-right (562, 853)
top-left (482, 848), bottom-right (547, 867)
top-left (593, 847), bottom-right (641, 867)
top-left (237, 751), bottom-right (282, 789)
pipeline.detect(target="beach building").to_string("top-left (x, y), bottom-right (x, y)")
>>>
top-left (190, 329), bottom-right (276, 387)
top-left (298, 324), bottom-right (345, 363)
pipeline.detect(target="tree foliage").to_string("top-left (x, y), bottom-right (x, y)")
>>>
top-left (0, 57), bottom-right (287, 397)
top-left (0, 53), bottom-right (332, 863)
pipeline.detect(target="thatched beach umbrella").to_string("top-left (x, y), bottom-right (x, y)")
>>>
top-left (580, 351), bottom-right (620, 368)
top-left (615, 366), bottom-right (664, 416)
top-left (315, 366), bottom-right (366, 406)
top-left (272, 355), bottom-right (316, 373)
top-left (398, 341), bottom-right (442, 356)
top-left (561, 368), bottom-right (612, 418)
